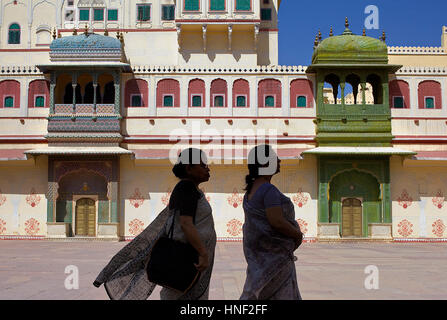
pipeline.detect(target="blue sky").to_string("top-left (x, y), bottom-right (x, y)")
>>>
top-left (278, 0), bottom-right (447, 66)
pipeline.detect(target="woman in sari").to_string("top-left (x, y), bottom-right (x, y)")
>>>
top-left (93, 148), bottom-right (216, 300)
top-left (240, 145), bottom-right (303, 300)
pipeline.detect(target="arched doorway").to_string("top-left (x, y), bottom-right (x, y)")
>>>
top-left (329, 169), bottom-right (381, 238)
top-left (342, 198), bottom-right (363, 237)
top-left (75, 198), bottom-right (96, 236)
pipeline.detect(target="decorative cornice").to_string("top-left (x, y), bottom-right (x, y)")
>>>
top-left (388, 46), bottom-right (446, 55)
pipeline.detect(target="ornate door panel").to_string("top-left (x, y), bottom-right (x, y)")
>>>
top-left (342, 198), bottom-right (362, 237)
top-left (75, 198), bottom-right (96, 236)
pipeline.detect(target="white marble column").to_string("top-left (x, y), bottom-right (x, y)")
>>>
top-left (281, 76), bottom-right (290, 117)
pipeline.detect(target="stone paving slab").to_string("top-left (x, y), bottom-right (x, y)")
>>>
top-left (0, 241), bottom-right (446, 300)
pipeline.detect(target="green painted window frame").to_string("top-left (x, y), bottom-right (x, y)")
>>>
top-left (79, 9), bottom-right (90, 21)
top-left (236, 95), bottom-right (246, 107)
top-left (35, 96), bottom-right (45, 108)
top-left (162, 5), bottom-right (175, 20)
top-left (131, 94), bottom-right (143, 107)
top-left (214, 95), bottom-right (224, 107)
top-left (261, 8), bottom-right (272, 21)
top-left (184, 0), bottom-right (200, 11)
top-left (236, 0), bottom-right (251, 11)
top-left (94, 8), bottom-right (104, 21)
top-left (163, 95), bottom-right (174, 107)
top-left (393, 96), bottom-right (404, 109)
top-left (8, 24), bottom-right (21, 44)
top-left (297, 96), bottom-right (307, 108)
top-left (137, 4), bottom-right (151, 21)
top-left (265, 95), bottom-right (275, 107)
top-left (107, 9), bottom-right (118, 21)
top-left (425, 97), bottom-right (435, 109)
top-left (192, 95), bottom-right (202, 107)
top-left (210, 0), bottom-right (225, 11)
top-left (4, 96), bottom-right (14, 108)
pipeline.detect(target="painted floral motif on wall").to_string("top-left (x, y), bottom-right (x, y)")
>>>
top-left (226, 219), bottom-right (243, 237)
top-left (432, 190), bottom-right (445, 209)
top-left (25, 218), bottom-right (40, 236)
top-left (397, 190), bottom-right (412, 209)
top-left (129, 219), bottom-right (145, 236)
top-left (26, 188), bottom-right (41, 208)
top-left (0, 189), bottom-right (6, 207)
top-left (296, 219), bottom-right (308, 234)
top-left (292, 189), bottom-right (309, 208)
top-left (397, 219), bottom-right (413, 237)
top-left (129, 188), bottom-right (144, 208)
top-left (161, 189), bottom-right (172, 207)
top-left (227, 189), bottom-right (243, 208)
top-left (0, 219), bottom-right (6, 235)
top-left (432, 219), bottom-right (445, 238)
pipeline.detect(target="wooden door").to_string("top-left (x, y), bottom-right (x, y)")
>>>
top-left (75, 198), bottom-right (96, 236)
top-left (342, 198), bottom-right (362, 237)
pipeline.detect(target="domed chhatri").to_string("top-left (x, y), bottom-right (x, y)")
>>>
top-left (50, 32), bottom-right (122, 62)
top-left (312, 21), bottom-right (388, 65)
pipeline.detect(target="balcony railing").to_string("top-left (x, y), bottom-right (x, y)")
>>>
top-left (53, 104), bottom-right (116, 116)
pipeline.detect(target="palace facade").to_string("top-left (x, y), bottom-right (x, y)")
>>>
top-left (0, 0), bottom-right (446, 242)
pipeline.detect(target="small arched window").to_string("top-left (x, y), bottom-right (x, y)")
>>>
top-left (8, 24), bottom-right (21, 44)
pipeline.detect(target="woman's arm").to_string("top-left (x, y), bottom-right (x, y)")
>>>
top-left (266, 206), bottom-right (303, 249)
top-left (179, 215), bottom-right (209, 272)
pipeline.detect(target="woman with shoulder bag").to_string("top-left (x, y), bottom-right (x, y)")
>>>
top-left (93, 148), bottom-right (216, 300)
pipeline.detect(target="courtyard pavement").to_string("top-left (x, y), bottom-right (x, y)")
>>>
top-left (0, 240), bottom-right (446, 300)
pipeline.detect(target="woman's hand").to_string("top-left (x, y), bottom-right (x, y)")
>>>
top-left (194, 252), bottom-right (209, 272)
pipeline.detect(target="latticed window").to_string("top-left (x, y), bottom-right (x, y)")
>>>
top-left (79, 9), bottom-right (90, 21)
top-left (297, 96), bottom-right (307, 108)
top-left (162, 5), bottom-right (175, 20)
top-left (236, 0), bottom-right (251, 11)
top-left (8, 24), bottom-right (20, 44)
top-left (131, 95), bottom-right (142, 107)
top-left (214, 96), bottom-right (224, 107)
top-left (192, 95), bottom-right (202, 107)
top-left (4, 97), bottom-right (14, 108)
top-left (261, 8), bottom-right (272, 20)
top-left (184, 0), bottom-right (200, 11)
top-left (137, 4), bottom-right (151, 21)
top-left (163, 95), bottom-right (174, 107)
top-left (35, 96), bottom-right (45, 107)
top-left (108, 9), bottom-right (118, 21)
top-left (236, 96), bottom-right (246, 107)
top-left (94, 8), bottom-right (104, 21)
top-left (425, 97), bottom-right (435, 109)
top-left (393, 97), bottom-right (404, 108)
top-left (265, 96), bottom-right (275, 107)
top-left (210, 0), bottom-right (225, 11)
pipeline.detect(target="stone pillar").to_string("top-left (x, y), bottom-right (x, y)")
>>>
top-left (50, 73), bottom-right (56, 114)
top-left (282, 76), bottom-right (290, 117)
top-left (72, 73), bottom-right (78, 113)
top-left (93, 73), bottom-right (98, 113)
top-left (227, 76), bottom-right (233, 116)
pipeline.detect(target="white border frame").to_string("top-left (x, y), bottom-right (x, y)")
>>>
top-left (2, 95), bottom-right (15, 108)
top-left (136, 3), bottom-right (152, 22)
top-left (162, 94), bottom-right (175, 107)
top-left (263, 94), bottom-right (276, 108)
top-left (296, 94), bottom-right (308, 108)
top-left (235, 94), bottom-right (248, 108)
top-left (212, 94), bottom-right (225, 107)
top-left (424, 96), bottom-right (436, 109)
top-left (190, 93), bottom-right (203, 107)
top-left (33, 94), bottom-right (46, 108)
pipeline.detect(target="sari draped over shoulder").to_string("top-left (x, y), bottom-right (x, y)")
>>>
top-left (94, 191), bottom-right (216, 300)
top-left (240, 187), bottom-right (302, 300)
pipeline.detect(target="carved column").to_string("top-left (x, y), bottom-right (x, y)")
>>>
top-left (50, 72), bottom-right (56, 114)
top-left (93, 73), bottom-right (98, 113)
top-left (202, 25), bottom-right (207, 52)
top-left (113, 72), bottom-right (121, 115)
top-left (228, 24), bottom-right (233, 51)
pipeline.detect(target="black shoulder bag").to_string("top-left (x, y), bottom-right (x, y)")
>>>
top-left (146, 211), bottom-right (200, 293)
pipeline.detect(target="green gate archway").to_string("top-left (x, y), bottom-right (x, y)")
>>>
top-left (329, 169), bottom-right (381, 237)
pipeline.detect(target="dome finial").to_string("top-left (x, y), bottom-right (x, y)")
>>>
top-left (73, 27), bottom-right (77, 35)
top-left (345, 17), bottom-right (349, 28)
top-left (381, 30), bottom-right (386, 42)
top-left (314, 35), bottom-right (319, 48)
top-left (329, 26), bottom-right (333, 37)
top-left (318, 29), bottom-right (322, 42)
top-left (84, 24), bottom-right (89, 36)
top-left (363, 29), bottom-right (366, 36)
top-left (52, 28), bottom-right (57, 40)
top-left (104, 27), bottom-right (109, 36)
